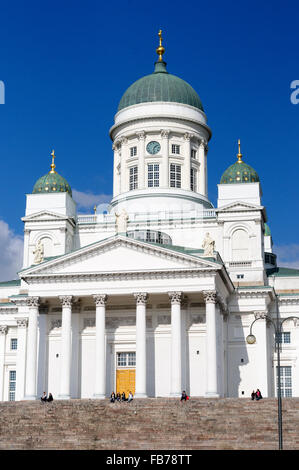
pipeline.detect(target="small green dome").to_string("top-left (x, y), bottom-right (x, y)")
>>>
top-left (220, 143), bottom-right (259, 184)
top-left (117, 61), bottom-right (204, 112)
top-left (220, 161), bottom-right (260, 184)
top-left (33, 151), bottom-right (72, 196)
top-left (33, 171), bottom-right (72, 196)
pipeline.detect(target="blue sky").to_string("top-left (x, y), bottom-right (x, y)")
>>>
top-left (0, 0), bottom-right (298, 278)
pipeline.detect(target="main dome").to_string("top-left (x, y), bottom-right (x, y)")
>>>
top-left (117, 61), bottom-right (204, 112)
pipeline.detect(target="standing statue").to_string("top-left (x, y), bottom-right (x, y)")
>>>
top-left (115, 208), bottom-right (129, 234)
top-left (202, 232), bottom-right (215, 257)
top-left (33, 239), bottom-right (44, 264)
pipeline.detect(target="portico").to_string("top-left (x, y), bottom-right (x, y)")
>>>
top-left (12, 234), bottom-right (232, 400)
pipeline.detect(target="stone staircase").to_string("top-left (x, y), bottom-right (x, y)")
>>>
top-left (0, 398), bottom-right (298, 450)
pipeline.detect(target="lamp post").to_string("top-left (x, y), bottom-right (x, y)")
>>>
top-left (246, 314), bottom-right (299, 451)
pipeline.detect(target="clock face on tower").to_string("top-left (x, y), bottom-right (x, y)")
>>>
top-left (146, 141), bottom-right (161, 155)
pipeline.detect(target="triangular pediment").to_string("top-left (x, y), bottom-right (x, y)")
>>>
top-left (22, 210), bottom-right (72, 222)
top-left (20, 235), bottom-right (222, 278)
top-left (216, 201), bottom-right (263, 212)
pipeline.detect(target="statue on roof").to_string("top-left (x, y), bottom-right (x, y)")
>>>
top-left (33, 239), bottom-right (44, 264)
top-left (202, 232), bottom-right (215, 257)
top-left (115, 208), bottom-right (129, 234)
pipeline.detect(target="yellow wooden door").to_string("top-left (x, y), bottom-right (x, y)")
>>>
top-left (116, 369), bottom-right (135, 397)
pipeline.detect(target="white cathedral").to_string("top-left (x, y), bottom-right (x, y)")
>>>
top-left (0, 33), bottom-right (298, 402)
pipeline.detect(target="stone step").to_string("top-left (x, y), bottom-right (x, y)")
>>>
top-left (0, 398), bottom-right (298, 450)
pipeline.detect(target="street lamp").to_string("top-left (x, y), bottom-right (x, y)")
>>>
top-left (246, 314), bottom-right (299, 451)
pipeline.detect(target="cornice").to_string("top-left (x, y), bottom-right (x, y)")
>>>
top-left (277, 296), bottom-right (299, 305)
top-left (22, 268), bottom-right (218, 284)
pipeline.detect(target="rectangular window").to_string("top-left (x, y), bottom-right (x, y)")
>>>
top-left (148, 164), bottom-right (160, 187)
top-left (129, 166), bottom-right (138, 190)
top-left (236, 274), bottom-right (244, 279)
top-left (9, 370), bottom-right (16, 401)
top-left (190, 168), bottom-right (197, 192)
top-left (170, 163), bottom-right (181, 188)
top-left (278, 332), bottom-right (291, 344)
top-left (10, 338), bottom-right (17, 350)
top-left (191, 149), bottom-right (197, 159)
top-left (171, 144), bottom-right (180, 154)
top-left (117, 352), bottom-right (136, 367)
top-left (277, 366), bottom-right (292, 397)
top-left (130, 146), bottom-right (137, 157)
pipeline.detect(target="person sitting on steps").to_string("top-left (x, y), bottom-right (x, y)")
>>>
top-left (180, 390), bottom-right (189, 401)
top-left (47, 393), bottom-right (53, 402)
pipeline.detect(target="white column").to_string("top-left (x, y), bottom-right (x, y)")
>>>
top-left (59, 295), bottom-right (73, 399)
top-left (120, 136), bottom-right (128, 193)
top-left (24, 296), bottom-right (39, 400)
top-left (137, 131), bottom-right (146, 189)
top-left (134, 293), bottom-right (148, 398)
top-left (169, 291), bottom-right (182, 397)
top-left (112, 142), bottom-right (120, 197)
top-left (93, 294), bottom-right (107, 399)
top-left (203, 291), bottom-right (220, 397)
top-left (205, 142), bottom-right (208, 196)
top-left (253, 312), bottom-right (269, 396)
top-left (161, 130), bottom-right (170, 188)
top-left (16, 318), bottom-right (28, 401)
top-left (198, 140), bottom-right (207, 196)
top-left (0, 326), bottom-right (8, 401)
top-left (182, 133), bottom-right (192, 190)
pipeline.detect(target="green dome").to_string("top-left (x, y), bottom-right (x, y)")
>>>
top-left (220, 144), bottom-right (260, 185)
top-left (264, 223), bottom-right (271, 236)
top-left (33, 171), bottom-right (72, 196)
top-left (117, 61), bottom-right (204, 112)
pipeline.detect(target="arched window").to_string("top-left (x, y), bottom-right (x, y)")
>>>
top-left (231, 229), bottom-right (249, 261)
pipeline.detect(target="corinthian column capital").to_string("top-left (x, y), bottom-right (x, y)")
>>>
top-left (203, 290), bottom-right (217, 304)
top-left (168, 291), bottom-right (182, 305)
top-left (59, 296), bottom-right (73, 308)
top-left (0, 325), bottom-right (8, 335)
top-left (26, 297), bottom-right (40, 308)
top-left (136, 131), bottom-right (146, 140)
top-left (93, 294), bottom-right (108, 306)
top-left (134, 293), bottom-right (148, 305)
top-left (160, 129), bottom-right (170, 139)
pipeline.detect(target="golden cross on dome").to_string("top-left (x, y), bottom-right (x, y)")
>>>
top-left (237, 139), bottom-right (243, 163)
top-left (50, 149), bottom-right (56, 173)
top-left (156, 29), bottom-right (165, 62)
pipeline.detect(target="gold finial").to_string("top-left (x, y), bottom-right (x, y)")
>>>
top-left (156, 29), bottom-right (165, 62)
top-left (94, 205), bottom-right (97, 214)
top-left (50, 149), bottom-right (56, 173)
top-left (237, 139), bottom-right (243, 163)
